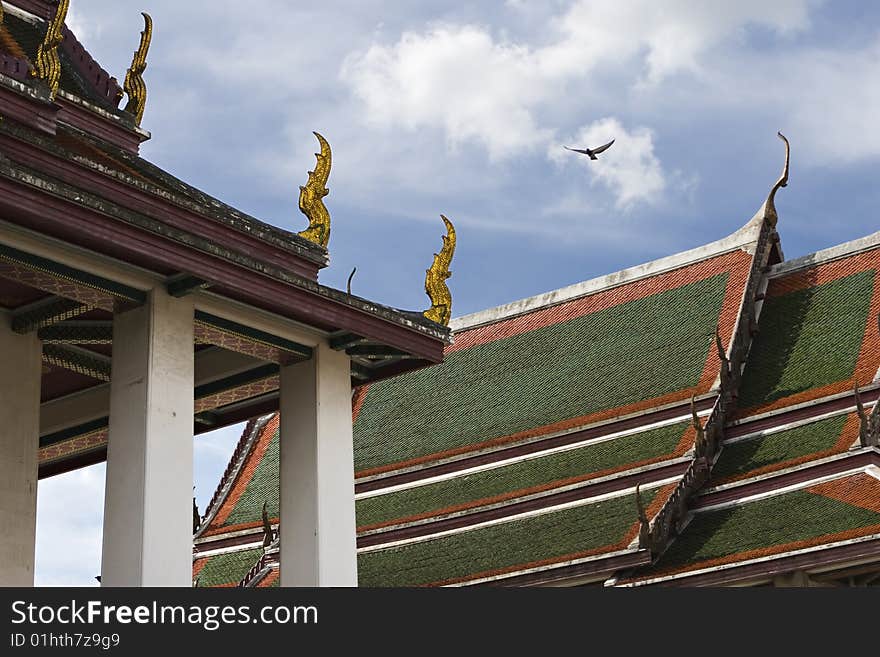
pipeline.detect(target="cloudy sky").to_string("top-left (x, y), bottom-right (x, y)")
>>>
top-left (34, 0), bottom-right (880, 584)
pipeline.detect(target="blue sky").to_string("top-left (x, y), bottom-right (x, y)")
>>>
top-left (34, 0), bottom-right (880, 584)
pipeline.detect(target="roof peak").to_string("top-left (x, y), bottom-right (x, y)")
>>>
top-left (450, 219), bottom-right (762, 332)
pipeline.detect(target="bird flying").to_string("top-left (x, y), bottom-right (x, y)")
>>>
top-left (564, 139), bottom-right (614, 160)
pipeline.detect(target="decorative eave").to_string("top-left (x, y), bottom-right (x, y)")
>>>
top-left (0, 70), bottom-right (147, 151)
top-left (0, 116), bottom-right (327, 276)
top-left (0, 3), bottom-right (148, 153)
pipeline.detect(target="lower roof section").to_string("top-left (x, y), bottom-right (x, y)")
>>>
top-left (619, 470), bottom-right (880, 586)
top-left (357, 482), bottom-right (674, 587)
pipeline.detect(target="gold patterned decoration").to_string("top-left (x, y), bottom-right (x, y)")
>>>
top-left (423, 215), bottom-right (456, 326)
top-left (31, 0), bottom-right (69, 99)
top-left (297, 132), bottom-right (333, 248)
top-left (123, 12), bottom-right (152, 125)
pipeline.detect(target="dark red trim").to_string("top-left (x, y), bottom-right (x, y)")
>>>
top-left (484, 550), bottom-right (650, 587)
top-left (694, 450), bottom-right (880, 509)
top-left (193, 531), bottom-right (265, 554)
top-left (0, 132), bottom-right (322, 279)
top-left (55, 96), bottom-right (144, 154)
top-left (356, 396), bottom-right (714, 492)
top-left (5, 1), bottom-right (52, 18)
top-left (643, 537), bottom-right (880, 587)
top-left (356, 460), bottom-right (689, 548)
top-left (0, 83), bottom-right (56, 135)
top-left (727, 387), bottom-right (880, 439)
top-left (0, 176), bottom-right (445, 362)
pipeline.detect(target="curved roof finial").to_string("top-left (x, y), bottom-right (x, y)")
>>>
top-left (123, 12), bottom-right (153, 126)
top-left (31, 0), bottom-right (69, 99)
top-left (762, 132), bottom-right (790, 227)
top-left (423, 215), bottom-right (456, 326)
top-left (297, 132), bottom-right (332, 248)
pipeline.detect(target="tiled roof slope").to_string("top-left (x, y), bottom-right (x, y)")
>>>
top-left (359, 484), bottom-right (672, 587)
top-left (712, 412), bottom-right (858, 485)
top-left (354, 247), bottom-right (753, 477)
top-left (736, 247), bottom-right (880, 418)
top-left (193, 216), bottom-right (770, 586)
top-left (619, 472), bottom-right (880, 586)
top-left (621, 232), bottom-right (880, 586)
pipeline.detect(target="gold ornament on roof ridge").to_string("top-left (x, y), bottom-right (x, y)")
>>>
top-left (31, 0), bottom-right (69, 100)
top-left (423, 215), bottom-right (456, 326)
top-left (297, 132), bottom-right (332, 248)
top-left (123, 12), bottom-right (152, 126)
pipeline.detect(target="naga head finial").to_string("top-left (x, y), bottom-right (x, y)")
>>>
top-left (123, 12), bottom-right (152, 125)
top-left (297, 132), bottom-right (332, 248)
top-left (423, 215), bottom-right (456, 326)
top-left (634, 484), bottom-right (651, 548)
top-left (691, 394), bottom-right (706, 449)
top-left (31, 0), bottom-right (69, 99)
top-left (761, 132), bottom-right (790, 227)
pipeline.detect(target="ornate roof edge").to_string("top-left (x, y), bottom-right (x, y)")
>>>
top-left (195, 414), bottom-right (273, 539)
top-left (451, 219), bottom-right (763, 332)
top-left (768, 229), bottom-right (880, 278)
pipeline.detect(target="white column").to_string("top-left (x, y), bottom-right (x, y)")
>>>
top-left (279, 342), bottom-right (358, 586)
top-left (101, 289), bottom-right (194, 586)
top-left (0, 315), bottom-right (42, 586)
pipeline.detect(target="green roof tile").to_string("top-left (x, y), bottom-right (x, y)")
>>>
top-left (712, 414), bottom-right (848, 482)
top-left (358, 487), bottom-right (658, 586)
top-left (197, 547), bottom-right (261, 587)
top-left (354, 274), bottom-right (729, 472)
top-left (356, 421), bottom-right (688, 528)
top-left (223, 429), bottom-right (279, 528)
top-left (656, 488), bottom-right (880, 572)
top-left (737, 270), bottom-right (874, 411)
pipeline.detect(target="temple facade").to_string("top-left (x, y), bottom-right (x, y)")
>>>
top-left (0, 0), bottom-right (450, 587)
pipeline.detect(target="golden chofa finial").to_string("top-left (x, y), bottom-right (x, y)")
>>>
top-left (423, 215), bottom-right (456, 326)
top-left (123, 12), bottom-right (152, 125)
top-left (297, 132), bottom-right (332, 248)
top-left (762, 132), bottom-right (790, 227)
top-left (31, 0), bottom-right (69, 99)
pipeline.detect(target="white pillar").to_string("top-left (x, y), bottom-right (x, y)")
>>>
top-left (279, 342), bottom-right (358, 586)
top-left (101, 289), bottom-right (194, 586)
top-left (0, 315), bottom-right (42, 586)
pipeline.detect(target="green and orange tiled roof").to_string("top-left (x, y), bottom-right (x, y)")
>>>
top-left (735, 250), bottom-right (880, 419)
top-left (359, 483), bottom-right (673, 587)
top-left (711, 412), bottom-right (859, 486)
top-left (620, 472), bottom-right (880, 585)
top-left (194, 223), bottom-right (880, 587)
top-left (354, 248), bottom-right (752, 478)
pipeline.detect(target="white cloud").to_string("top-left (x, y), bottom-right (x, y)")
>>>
top-left (342, 25), bottom-right (553, 160)
top-left (341, 1), bottom-right (816, 160)
top-left (550, 118), bottom-right (666, 209)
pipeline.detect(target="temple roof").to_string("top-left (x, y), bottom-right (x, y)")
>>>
top-left (193, 204), bottom-right (880, 586)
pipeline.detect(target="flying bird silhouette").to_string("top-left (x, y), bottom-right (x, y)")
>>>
top-left (564, 139), bottom-right (615, 160)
